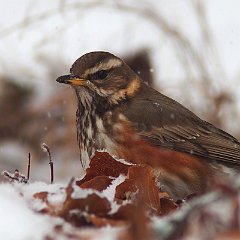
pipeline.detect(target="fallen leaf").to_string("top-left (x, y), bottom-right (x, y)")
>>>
top-left (115, 165), bottom-right (160, 211)
top-left (79, 176), bottom-right (113, 191)
top-left (77, 151), bottom-right (129, 186)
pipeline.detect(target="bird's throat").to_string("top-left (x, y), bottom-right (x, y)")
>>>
top-left (75, 87), bottom-right (117, 168)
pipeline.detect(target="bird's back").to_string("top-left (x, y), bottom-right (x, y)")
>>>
top-left (121, 83), bottom-right (240, 167)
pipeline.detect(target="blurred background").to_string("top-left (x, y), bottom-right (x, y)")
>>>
top-left (0, 0), bottom-right (240, 182)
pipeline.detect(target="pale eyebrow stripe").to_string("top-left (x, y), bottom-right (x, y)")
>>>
top-left (83, 58), bottom-right (122, 77)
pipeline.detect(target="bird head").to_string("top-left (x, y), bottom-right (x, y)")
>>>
top-left (56, 51), bottom-right (141, 106)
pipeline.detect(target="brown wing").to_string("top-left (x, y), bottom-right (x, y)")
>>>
top-left (122, 84), bottom-right (240, 165)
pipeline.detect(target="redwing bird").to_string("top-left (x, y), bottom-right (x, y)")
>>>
top-left (56, 51), bottom-right (240, 199)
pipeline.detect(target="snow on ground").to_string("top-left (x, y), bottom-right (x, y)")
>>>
top-left (0, 177), bottom-right (127, 240)
top-left (0, 182), bottom-right (62, 240)
top-left (1, 171), bottom-right (240, 240)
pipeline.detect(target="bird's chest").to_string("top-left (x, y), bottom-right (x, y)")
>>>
top-left (94, 114), bottom-right (118, 152)
top-left (77, 108), bottom-right (119, 160)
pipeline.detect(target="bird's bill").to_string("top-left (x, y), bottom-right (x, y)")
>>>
top-left (56, 74), bottom-right (87, 86)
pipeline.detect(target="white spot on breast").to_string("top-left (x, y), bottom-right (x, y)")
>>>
top-left (87, 125), bottom-right (93, 138)
top-left (95, 116), bottom-right (116, 154)
top-left (80, 150), bottom-right (90, 168)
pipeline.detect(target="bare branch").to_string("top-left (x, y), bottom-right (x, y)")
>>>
top-left (41, 143), bottom-right (54, 184)
top-left (27, 152), bottom-right (31, 180)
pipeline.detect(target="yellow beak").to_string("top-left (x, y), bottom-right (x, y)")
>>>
top-left (56, 74), bottom-right (87, 86)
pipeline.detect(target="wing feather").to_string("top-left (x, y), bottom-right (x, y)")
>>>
top-left (122, 84), bottom-right (240, 165)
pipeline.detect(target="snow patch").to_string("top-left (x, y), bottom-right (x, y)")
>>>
top-left (0, 183), bottom-right (59, 240)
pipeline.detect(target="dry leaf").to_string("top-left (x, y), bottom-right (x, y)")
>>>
top-left (79, 176), bottom-right (113, 191)
top-left (77, 151), bottom-right (129, 186)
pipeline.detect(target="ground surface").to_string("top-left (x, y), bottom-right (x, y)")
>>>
top-left (1, 151), bottom-right (240, 240)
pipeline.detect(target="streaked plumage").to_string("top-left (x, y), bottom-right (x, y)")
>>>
top-left (56, 51), bottom-right (240, 199)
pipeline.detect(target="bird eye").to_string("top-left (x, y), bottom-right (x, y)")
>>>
top-left (96, 70), bottom-right (108, 80)
top-left (89, 70), bottom-right (108, 80)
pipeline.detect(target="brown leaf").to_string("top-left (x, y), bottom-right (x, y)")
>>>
top-left (32, 191), bottom-right (56, 214)
top-left (59, 193), bottom-right (111, 218)
top-left (33, 191), bottom-right (48, 202)
top-left (115, 165), bottom-right (160, 211)
top-left (110, 204), bottom-right (137, 221)
top-left (79, 176), bottom-right (113, 191)
top-left (115, 179), bottom-right (137, 201)
top-left (110, 202), bottom-right (151, 240)
top-left (87, 214), bottom-right (126, 227)
top-left (76, 151), bottom-right (129, 185)
top-left (159, 197), bottom-right (178, 215)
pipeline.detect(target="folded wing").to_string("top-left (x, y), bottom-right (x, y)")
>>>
top-left (123, 84), bottom-right (240, 165)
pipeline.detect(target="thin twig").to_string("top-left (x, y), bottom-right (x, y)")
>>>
top-left (41, 143), bottom-right (54, 184)
top-left (27, 152), bottom-right (31, 180)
